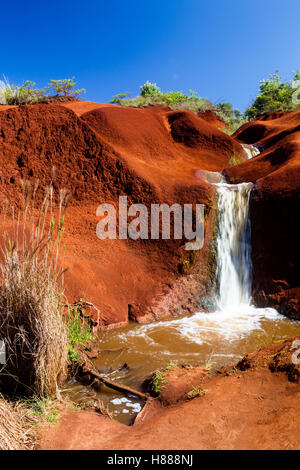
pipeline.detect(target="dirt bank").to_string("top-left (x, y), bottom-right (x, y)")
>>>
top-left (38, 337), bottom-right (300, 450)
top-left (0, 101), bottom-right (244, 326)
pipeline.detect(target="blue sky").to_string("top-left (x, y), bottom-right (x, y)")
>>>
top-left (1, 0), bottom-right (300, 111)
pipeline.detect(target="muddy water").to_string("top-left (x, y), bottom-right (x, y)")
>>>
top-left (64, 311), bottom-right (300, 424)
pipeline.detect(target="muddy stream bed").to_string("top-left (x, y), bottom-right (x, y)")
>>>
top-left (63, 310), bottom-right (300, 424)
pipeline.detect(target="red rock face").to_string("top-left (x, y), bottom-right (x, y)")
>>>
top-left (0, 102), bottom-right (244, 327)
top-left (226, 110), bottom-right (300, 319)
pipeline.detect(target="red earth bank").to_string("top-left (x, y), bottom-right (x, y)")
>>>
top-left (0, 102), bottom-right (244, 326)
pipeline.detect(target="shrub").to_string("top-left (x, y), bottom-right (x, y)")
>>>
top-left (0, 76), bottom-right (85, 105)
top-left (50, 78), bottom-right (85, 98)
top-left (245, 70), bottom-right (300, 119)
top-left (66, 306), bottom-right (93, 362)
top-left (4, 80), bottom-right (48, 105)
top-left (140, 81), bottom-right (161, 97)
top-left (215, 102), bottom-right (247, 133)
top-left (110, 92), bottom-right (131, 104)
top-left (23, 395), bottom-right (59, 423)
top-left (0, 179), bottom-right (70, 397)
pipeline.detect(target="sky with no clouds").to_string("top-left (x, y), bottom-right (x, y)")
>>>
top-left (1, 0), bottom-right (300, 110)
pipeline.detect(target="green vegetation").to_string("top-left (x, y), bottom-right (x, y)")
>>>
top-left (110, 81), bottom-right (212, 113)
top-left (49, 78), bottom-right (85, 97)
top-left (110, 81), bottom-right (245, 132)
top-left (245, 70), bottom-right (300, 119)
top-left (66, 306), bottom-right (93, 362)
top-left (22, 396), bottom-right (59, 423)
top-left (216, 102), bottom-right (247, 133)
top-left (111, 70), bottom-right (300, 131)
top-left (3, 69), bottom-right (300, 123)
top-left (228, 152), bottom-right (244, 166)
top-left (0, 76), bottom-right (85, 105)
top-left (152, 360), bottom-right (177, 395)
top-left (187, 386), bottom-right (207, 399)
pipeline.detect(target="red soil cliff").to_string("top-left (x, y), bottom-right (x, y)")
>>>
top-left (0, 102), bottom-right (244, 326)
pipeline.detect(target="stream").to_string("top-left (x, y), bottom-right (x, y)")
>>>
top-left (64, 147), bottom-right (300, 424)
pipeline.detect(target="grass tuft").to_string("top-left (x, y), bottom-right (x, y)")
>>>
top-left (66, 306), bottom-right (93, 362)
top-left (152, 360), bottom-right (177, 395)
top-left (187, 386), bottom-right (207, 399)
top-left (0, 178), bottom-right (69, 397)
top-left (0, 394), bottom-right (35, 450)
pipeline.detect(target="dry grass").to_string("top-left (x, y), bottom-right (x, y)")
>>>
top-left (0, 394), bottom-right (35, 450)
top-left (0, 175), bottom-right (70, 397)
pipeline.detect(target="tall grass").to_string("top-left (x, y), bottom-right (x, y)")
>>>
top-left (0, 175), bottom-right (71, 397)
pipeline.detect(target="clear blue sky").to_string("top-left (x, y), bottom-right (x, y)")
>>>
top-left (1, 0), bottom-right (300, 111)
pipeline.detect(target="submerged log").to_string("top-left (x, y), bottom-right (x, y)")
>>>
top-left (81, 365), bottom-right (148, 400)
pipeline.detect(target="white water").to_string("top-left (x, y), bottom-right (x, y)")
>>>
top-left (242, 144), bottom-right (260, 159)
top-left (202, 180), bottom-right (281, 333)
top-left (215, 182), bottom-right (253, 310)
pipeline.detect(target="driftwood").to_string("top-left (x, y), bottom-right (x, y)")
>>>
top-left (83, 365), bottom-right (148, 401)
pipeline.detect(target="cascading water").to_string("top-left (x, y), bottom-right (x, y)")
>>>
top-left (242, 144), bottom-right (260, 159)
top-left (215, 182), bottom-right (253, 311)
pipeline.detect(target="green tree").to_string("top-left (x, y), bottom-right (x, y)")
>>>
top-left (50, 78), bottom-right (85, 97)
top-left (245, 70), bottom-right (300, 119)
top-left (140, 81), bottom-right (161, 97)
top-left (109, 92), bottom-right (131, 104)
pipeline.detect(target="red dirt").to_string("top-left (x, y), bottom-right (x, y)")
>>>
top-left (0, 101), bottom-right (244, 326)
top-left (198, 109), bottom-right (228, 130)
top-left (38, 338), bottom-right (300, 450)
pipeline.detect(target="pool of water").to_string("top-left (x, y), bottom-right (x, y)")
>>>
top-left (63, 307), bottom-right (300, 424)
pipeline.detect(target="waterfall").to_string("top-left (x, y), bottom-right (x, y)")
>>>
top-left (242, 144), bottom-right (260, 159)
top-left (215, 182), bottom-right (253, 311)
